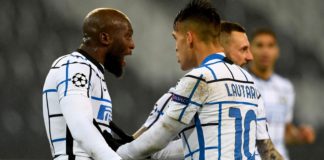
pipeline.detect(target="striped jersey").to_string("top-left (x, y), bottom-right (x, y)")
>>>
top-left (252, 73), bottom-right (295, 160)
top-left (42, 50), bottom-right (113, 159)
top-left (143, 88), bottom-right (174, 129)
top-left (164, 53), bottom-right (269, 160)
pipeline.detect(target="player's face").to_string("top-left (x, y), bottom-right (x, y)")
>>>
top-left (105, 21), bottom-right (135, 77)
top-left (251, 34), bottom-right (279, 70)
top-left (172, 27), bottom-right (195, 71)
top-left (224, 31), bottom-right (253, 67)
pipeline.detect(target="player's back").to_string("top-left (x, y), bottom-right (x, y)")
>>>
top-left (178, 54), bottom-right (260, 160)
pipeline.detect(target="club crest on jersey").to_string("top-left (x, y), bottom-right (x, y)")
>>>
top-left (72, 73), bottom-right (88, 87)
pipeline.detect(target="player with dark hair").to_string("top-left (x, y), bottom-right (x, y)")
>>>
top-left (108, 1), bottom-right (272, 159)
top-left (129, 21), bottom-right (284, 160)
top-left (220, 21), bottom-right (253, 67)
top-left (249, 28), bottom-right (315, 160)
top-left (42, 8), bottom-right (134, 160)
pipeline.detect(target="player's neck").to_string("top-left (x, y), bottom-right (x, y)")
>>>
top-left (195, 43), bottom-right (223, 66)
top-left (249, 64), bottom-right (273, 80)
top-left (79, 44), bottom-right (105, 64)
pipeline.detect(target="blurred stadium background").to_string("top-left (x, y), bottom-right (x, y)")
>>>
top-left (0, 0), bottom-right (323, 159)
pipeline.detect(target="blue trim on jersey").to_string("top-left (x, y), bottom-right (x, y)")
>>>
top-left (56, 79), bottom-right (71, 90)
top-left (206, 101), bottom-right (258, 107)
top-left (178, 74), bottom-right (203, 122)
top-left (239, 68), bottom-right (248, 81)
top-left (52, 138), bottom-right (66, 143)
top-left (91, 96), bottom-right (112, 103)
top-left (43, 89), bottom-right (57, 94)
top-left (194, 114), bottom-right (205, 160)
top-left (205, 65), bottom-right (217, 80)
top-left (184, 146), bottom-right (219, 158)
top-left (257, 117), bottom-right (267, 121)
top-left (198, 61), bottom-right (223, 68)
top-left (218, 104), bottom-right (222, 160)
top-left (201, 54), bottom-right (225, 66)
top-left (183, 132), bottom-right (194, 160)
top-left (157, 110), bottom-right (164, 116)
top-left (190, 101), bottom-right (203, 107)
top-left (64, 60), bottom-right (70, 96)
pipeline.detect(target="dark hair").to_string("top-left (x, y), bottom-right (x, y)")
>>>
top-left (250, 28), bottom-right (277, 42)
top-left (221, 21), bottom-right (246, 34)
top-left (173, 0), bottom-right (221, 42)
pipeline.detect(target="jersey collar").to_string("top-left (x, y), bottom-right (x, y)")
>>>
top-left (200, 52), bottom-right (233, 66)
top-left (76, 49), bottom-right (105, 74)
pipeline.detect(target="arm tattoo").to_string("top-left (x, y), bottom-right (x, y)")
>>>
top-left (256, 139), bottom-right (284, 160)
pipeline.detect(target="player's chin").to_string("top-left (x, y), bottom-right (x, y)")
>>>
top-left (180, 64), bottom-right (191, 71)
top-left (107, 62), bottom-right (124, 78)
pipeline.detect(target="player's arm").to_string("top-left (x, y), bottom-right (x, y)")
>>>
top-left (150, 139), bottom-right (184, 160)
top-left (285, 123), bottom-right (315, 145)
top-left (133, 92), bottom-right (173, 139)
top-left (133, 126), bottom-right (147, 139)
top-left (60, 96), bottom-right (121, 160)
top-left (57, 62), bottom-right (121, 160)
top-left (283, 81), bottom-right (315, 145)
top-left (256, 139), bottom-right (283, 160)
top-left (116, 74), bottom-right (208, 159)
top-left (117, 115), bottom-right (186, 159)
top-left (255, 95), bottom-right (283, 160)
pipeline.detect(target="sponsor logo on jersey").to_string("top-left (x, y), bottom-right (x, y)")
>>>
top-left (97, 105), bottom-right (111, 122)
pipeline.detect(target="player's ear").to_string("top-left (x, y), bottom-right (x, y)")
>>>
top-left (99, 32), bottom-right (112, 46)
top-left (186, 31), bottom-right (193, 48)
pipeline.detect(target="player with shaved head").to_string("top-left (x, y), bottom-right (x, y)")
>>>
top-left (42, 8), bottom-right (134, 160)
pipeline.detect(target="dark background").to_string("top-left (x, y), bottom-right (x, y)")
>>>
top-left (0, 0), bottom-right (323, 159)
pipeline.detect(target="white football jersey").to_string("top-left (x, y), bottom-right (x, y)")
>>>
top-left (143, 88), bottom-right (174, 129)
top-left (252, 73), bottom-right (295, 160)
top-left (161, 53), bottom-right (269, 160)
top-left (42, 50), bottom-right (113, 159)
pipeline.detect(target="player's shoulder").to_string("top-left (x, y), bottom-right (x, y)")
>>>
top-left (272, 73), bottom-right (294, 90)
top-left (184, 67), bottom-right (209, 82)
top-left (51, 51), bottom-right (89, 68)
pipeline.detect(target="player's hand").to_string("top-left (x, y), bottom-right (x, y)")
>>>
top-left (102, 130), bottom-right (125, 151)
top-left (299, 125), bottom-right (315, 144)
top-left (109, 121), bottom-right (134, 143)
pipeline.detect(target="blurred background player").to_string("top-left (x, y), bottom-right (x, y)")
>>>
top-left (249, 28), bottom-right (316, 159)
top-left (42, 8), bottom-right (134, 160)
top-left (108, 1), bottom-right (275, 159)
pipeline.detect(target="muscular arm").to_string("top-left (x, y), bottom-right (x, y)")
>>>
top-left (256, 139), bottom-right (283, 160)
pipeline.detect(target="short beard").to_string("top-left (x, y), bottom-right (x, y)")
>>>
top-left (104, 53), bottom-right (123, 78)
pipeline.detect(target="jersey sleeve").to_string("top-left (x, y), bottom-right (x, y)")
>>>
top-left (143, 92), bottom-right (173, 128)
top-left (285, 82), bottom-right (295, 123)
top-left (55, 60), bottom-right (93, 100)
top-left (166, 74), bottom-right (208, 124)
top-left (256, 95), bottom-right (270, 140)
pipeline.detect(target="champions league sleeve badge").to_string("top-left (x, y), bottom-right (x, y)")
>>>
top-left (72, 73), bottom-right (88, 87)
